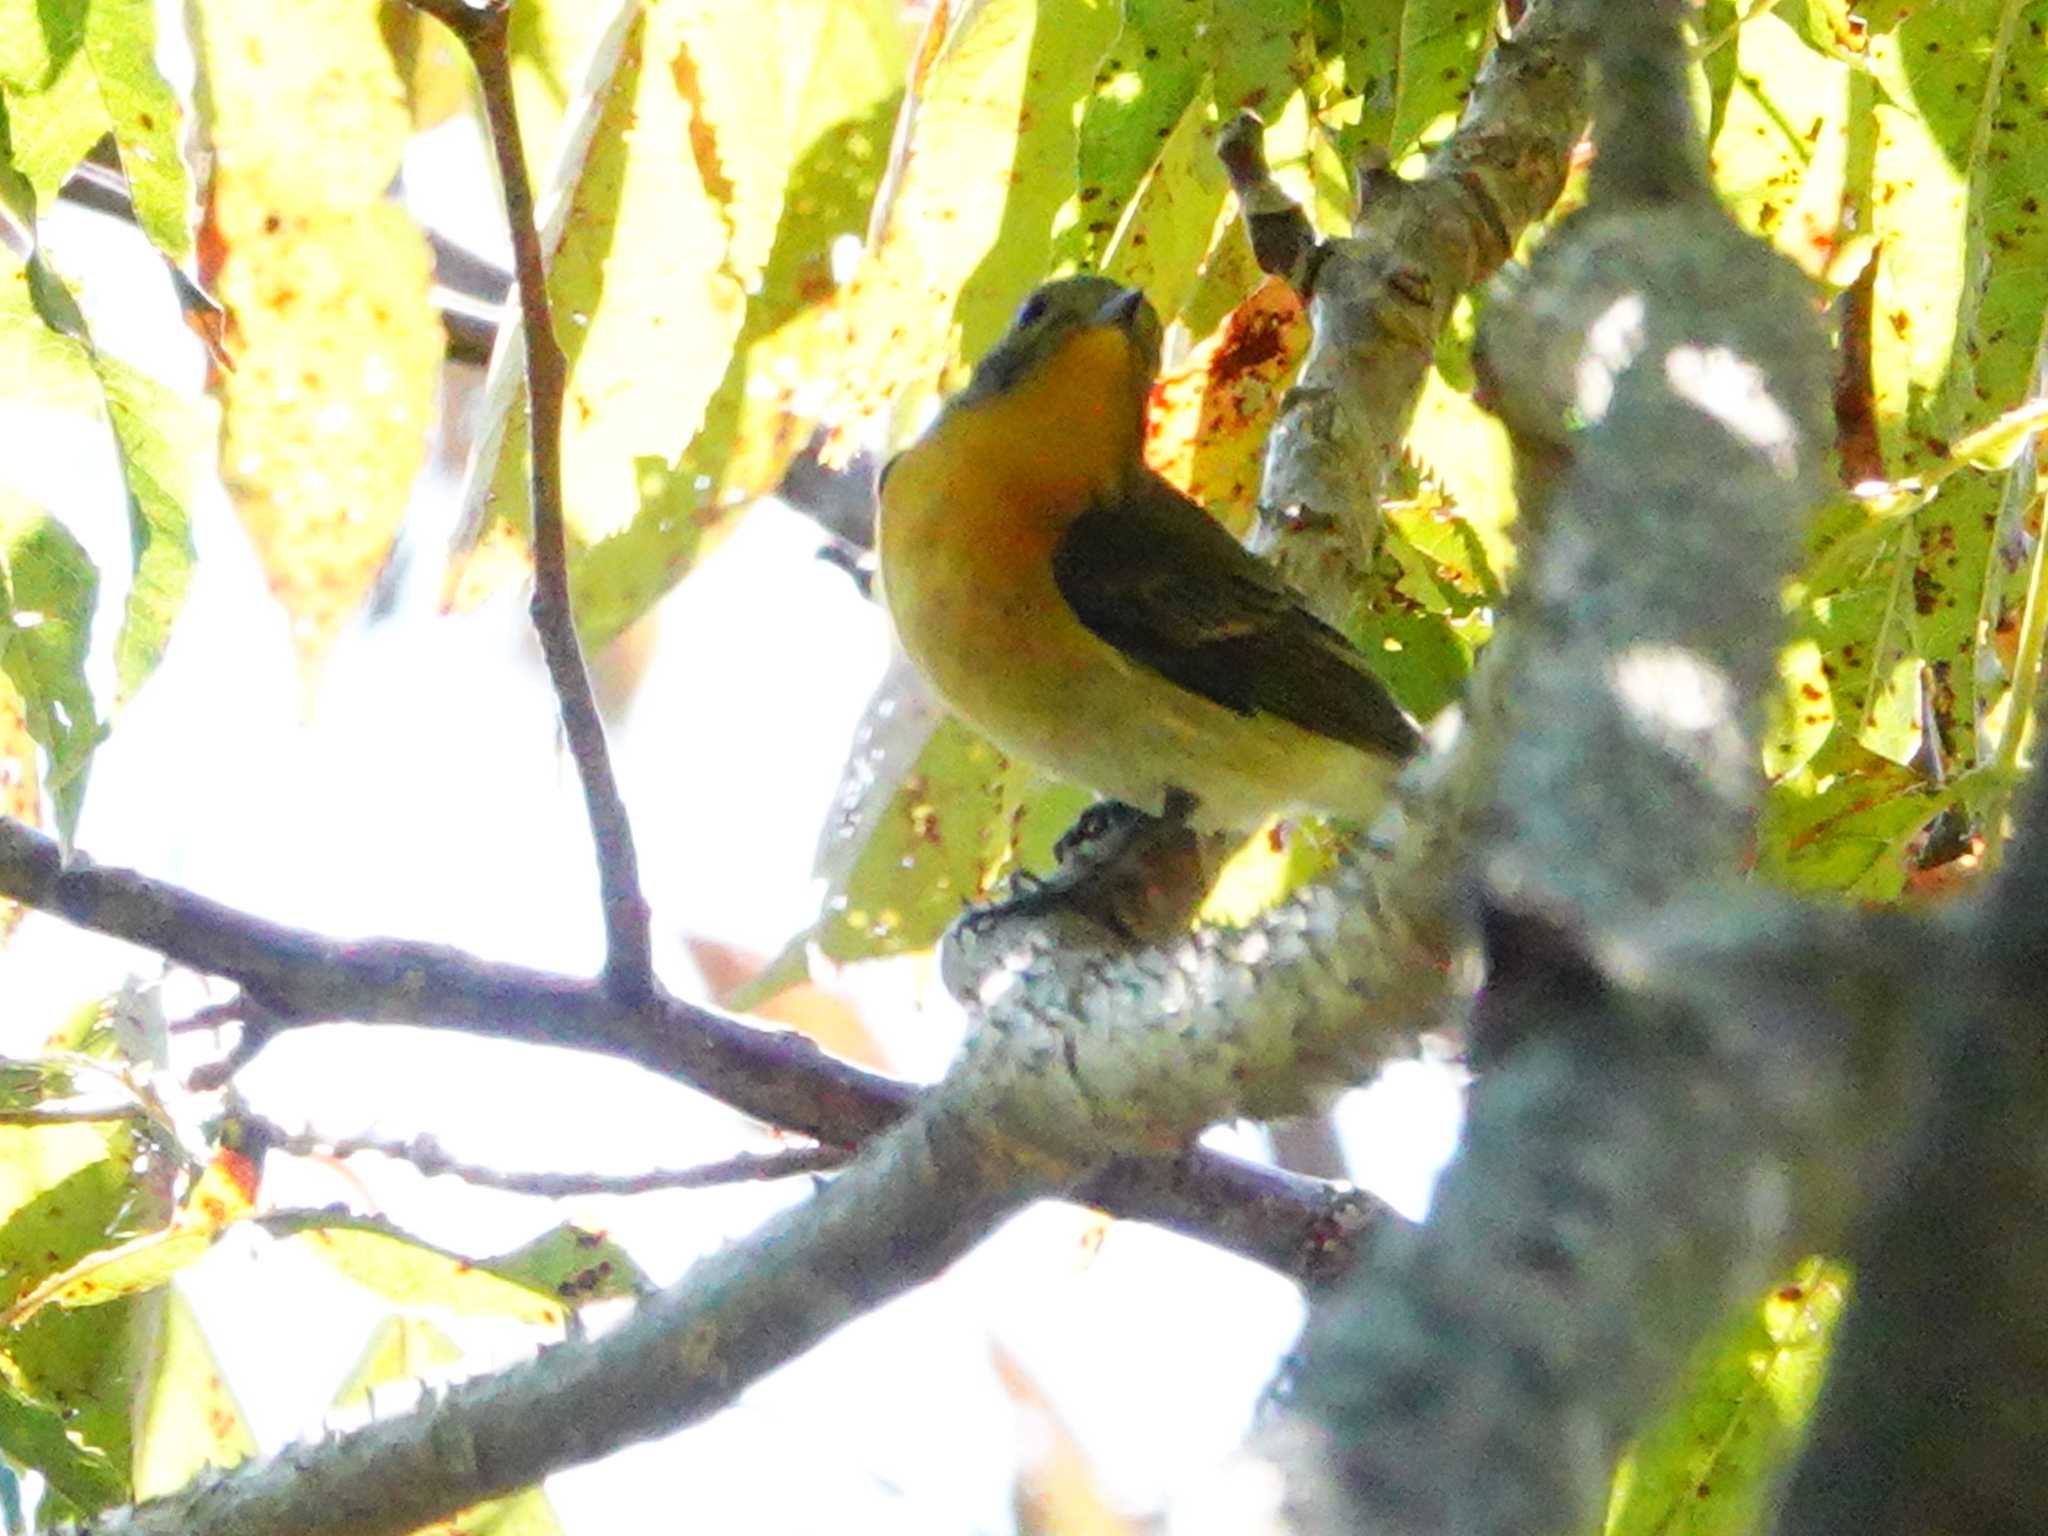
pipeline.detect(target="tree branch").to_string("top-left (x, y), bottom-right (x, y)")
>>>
top-left (1222, 0), bottom-right (1595, 620)
top-left (0, 814), bottom-right (1390, 1284)
top-left (87, 1096), bottom-right (1059, 1536)
top-left (1771, 668), bottom-right (2048, 1536)
top-left (1265, 3), bottom-right (1862, 1531)
top-left (412, 0), bottom-right (653, 1002)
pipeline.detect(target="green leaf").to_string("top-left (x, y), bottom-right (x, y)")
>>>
top-left (0, 254), bottom-right (99, 414)
top-left (6, 1227), bottom-right (215, 1321)
top-left (0, 98), bottom-right (88, 345)
top-left (0, 1121), bottom-right (152, 1513)
top-left (1056, 0), bottom-right (1207, 271)
top-left (1212, 0), bottom-right (1312, 120)
top-left (1744, 4), bottom-right (2048, 889)
top-left (1386, 0), bottom-right (1491, 159)
top-left (1381, 500), bottom-right (1500, 614)
top-left (0, 493), bottom-right (102, 841)
top-left (1331, 0), bottom-right (1402, 156)
top-left (0, 68), bottom-right (102, 209)
top-left (0, 255), bottom-right (201, 712)
top-left (81, 0), bottom-right (190, 259)
top-left (1606, 1260), bottom-right (1846, 1536)
top-left (484, 1223), bottom-right (651, 1308)
top-left (0, 0), bottom-right (84, 91)
top-left (0, 93), bottom-right (37, 228)
top-left (1759, 740), bottom-right (1947, 900)
top-left (1102, 82), bottom-right (1229, 327)
top-left (1698, 0), bottom-right (1738, 146)
top-left (0, 3), bottom-right (106, 205)
top-left (96, 357), bottom-right (197, 704)
top-left (1344, 599), bottom-right (1474, 726)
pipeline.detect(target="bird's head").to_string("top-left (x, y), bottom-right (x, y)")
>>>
top-left (954, 276), bottom-right (1163, 426)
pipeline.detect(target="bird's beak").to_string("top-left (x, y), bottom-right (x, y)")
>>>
top-left (1095, 286), bottom-right (1162, 374)
top-left (1095, 287), bottom-right (1149, 334)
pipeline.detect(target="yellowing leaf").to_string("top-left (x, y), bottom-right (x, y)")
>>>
top-left (265, 1213), bottom-right (573, 1327)
top-left (690, 936), bottom-right (891, 1070)
top-left (330, 1317), bottom-right (567, 1534)
top-left (1144, 275), bottom-right (1308, 534)
top-left (1710, 13), bottom-right (1853, 281)
top-left (453, 0), bottom-right (903, 647)
top-left (131, 1291), bottom-right (255, 1501)
top-left (1950, 396), bottom-right (2048, 471)
top-left (194, 0), bottom-right (439, 686)
top-left (827, 0), bottom-right (1120, 460)
top-left (331, 1314), bottom-right (463, 1412)
top-left (810, 658), bottom-right (1091, 964)
top-left (994, 1343), bottom-right (1141, 1536)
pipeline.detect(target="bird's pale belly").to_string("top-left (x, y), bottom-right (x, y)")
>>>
top-left (886, 556), bottom-right (1389, 829)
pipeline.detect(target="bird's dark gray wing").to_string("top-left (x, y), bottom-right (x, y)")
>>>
top-left (1050, 472), bottom-right (1422, 762)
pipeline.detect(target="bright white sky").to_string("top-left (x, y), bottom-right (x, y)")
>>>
top-left (0, 122), bottom-right (1464, 1535)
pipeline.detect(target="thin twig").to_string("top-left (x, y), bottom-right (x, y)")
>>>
top-left (261, 1116), bottom-right (851, 1196)
top-left (413, 0), bottom-right (654, 1002)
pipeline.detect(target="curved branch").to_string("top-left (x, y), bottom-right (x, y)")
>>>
top-left (91, 1098), bottom-right (1054, 1536)
top-left (0, 815), bottom-right (1389, 1284)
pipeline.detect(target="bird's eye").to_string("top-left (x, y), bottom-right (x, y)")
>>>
top-left (1014, 292), bottom-right (1050, 328)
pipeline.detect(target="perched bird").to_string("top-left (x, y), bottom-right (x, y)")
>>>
top-left (877, 275), bottom-right (1421, 832)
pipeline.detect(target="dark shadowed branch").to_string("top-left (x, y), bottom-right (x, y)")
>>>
top-left (1771, 685), bottom-right (2048, 1536)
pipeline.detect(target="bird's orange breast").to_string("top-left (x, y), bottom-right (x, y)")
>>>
top-left (876, 323), bottom-right (1144, 721)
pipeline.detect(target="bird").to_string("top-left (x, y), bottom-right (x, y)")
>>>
top-left (876, 274), bottom-right (1421, 833)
